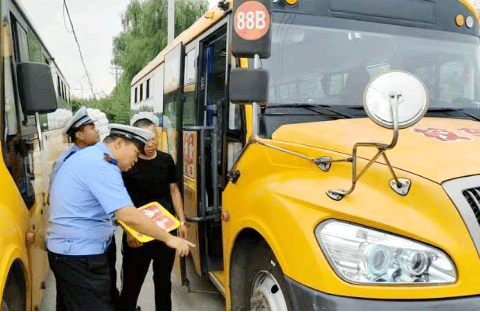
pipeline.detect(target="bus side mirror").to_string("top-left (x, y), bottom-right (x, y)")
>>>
top-left (17, 62), bottom-right (57, 115)
top-left (229, 68), bottom-right (269, 104)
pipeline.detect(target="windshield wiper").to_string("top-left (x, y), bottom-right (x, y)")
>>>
top-left (265, 103), bottom-right (354, 119)
top-left (427, 108), bottom-right (480, 122)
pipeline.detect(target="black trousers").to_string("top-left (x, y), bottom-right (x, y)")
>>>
top-left (117, 233), bottom-right (176, 311)
top-left (47, 238), bottom-right (118, 311)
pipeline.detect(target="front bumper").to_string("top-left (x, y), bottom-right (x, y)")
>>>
top-left (285, 277), bottom-right (480, 310)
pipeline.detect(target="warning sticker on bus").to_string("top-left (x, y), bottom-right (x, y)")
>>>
top-left (234, 1), bottom-right (271, 41)
top-left (118, 201), bottom-right (180, 243)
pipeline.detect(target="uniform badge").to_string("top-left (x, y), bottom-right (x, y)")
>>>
top-left (104, 153), bottom-right (118, 165)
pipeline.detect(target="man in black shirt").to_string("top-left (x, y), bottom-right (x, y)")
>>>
top-left (118, 118), bottom-right (188, 311)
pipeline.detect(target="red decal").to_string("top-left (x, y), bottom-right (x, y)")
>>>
top-left (412, 128), bottom-right (471, 141)
top-left (458, 128), bottom-right (480, 137)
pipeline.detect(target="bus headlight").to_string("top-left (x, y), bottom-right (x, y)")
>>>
top-left (315, 220), bottom-right (457, 284)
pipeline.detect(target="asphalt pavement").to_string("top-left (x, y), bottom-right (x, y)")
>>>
top-left (39, 229), bottom-right (225, 311)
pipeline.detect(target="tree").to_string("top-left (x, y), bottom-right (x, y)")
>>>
top-left (83, 0), bottom-right (208, 124)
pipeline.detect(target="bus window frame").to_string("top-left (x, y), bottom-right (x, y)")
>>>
top-left (2, 11), bottom-right (37, 209)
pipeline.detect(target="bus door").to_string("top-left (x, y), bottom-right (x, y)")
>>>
top-left (183, 24), bottom-right (229, 280)
top-left (199, 31), bottom-right (227, 273)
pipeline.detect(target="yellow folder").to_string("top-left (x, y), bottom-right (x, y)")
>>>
top-left (118, 201), bottom-right (180, 243)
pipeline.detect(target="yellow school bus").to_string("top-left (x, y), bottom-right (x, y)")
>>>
top-left (131, 0), bottom-right (480, 309)
top-left (0, 0), bottom-right (71, 309)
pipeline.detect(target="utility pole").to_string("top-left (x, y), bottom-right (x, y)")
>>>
top-left (110, 66), bottom-right (122, 84)
top-left (168, 0), bottom-right (175, 43)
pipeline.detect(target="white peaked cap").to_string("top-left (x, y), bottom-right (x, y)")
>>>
top-left (130, 112), bottom-right (160, 126)
top-left (64, 106), bottom-right (94, 136)
top-left (107, 124), bottom-right (154, 146)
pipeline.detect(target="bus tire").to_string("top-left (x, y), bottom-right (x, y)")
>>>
top-left (243, 241), bottom-right (293, 311)
top-left (1, 268), bottom-right (26, 311)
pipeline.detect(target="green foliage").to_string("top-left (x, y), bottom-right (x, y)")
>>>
top-left (82, 0), bottom-right (208, 124)
top-left (70, 97), bottom-right (85, 112)
top-left (57, 98), bottom-right (71, 110)
top-left (26, 32), bottom-right (43, 63)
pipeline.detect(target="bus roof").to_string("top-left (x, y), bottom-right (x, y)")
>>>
top-left (131, 0), bottom-right (233, 87)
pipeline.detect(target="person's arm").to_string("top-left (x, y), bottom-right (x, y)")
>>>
top-left (115, 206), bottom-right (195, 256)
top-left (170, 183), bottom-right (187, 239)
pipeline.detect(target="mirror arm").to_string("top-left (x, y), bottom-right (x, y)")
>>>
top-left (387, 91), bottom-right (400, 149)
top-left (35, 112), bottom-right (44, 151)
top-left (327, 92), bottom-right (404, 201)
top-left (250, 54), bottom-right (261, 141)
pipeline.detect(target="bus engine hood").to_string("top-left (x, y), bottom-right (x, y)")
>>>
top-left (272, 117), bottom-right (480, 184)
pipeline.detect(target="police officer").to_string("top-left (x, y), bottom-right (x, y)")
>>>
top-left (49, 106), bottom-right (99, 189)
top-left (46, 124), bottom-right (194, 311)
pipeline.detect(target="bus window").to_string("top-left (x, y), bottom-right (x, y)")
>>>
top-left (26, 31), bottom-right (43, 63)
top-left (57, 76), bottom-right (61, 97)
top-left (227, 103), bottom-right (243, 170)
top-left (227, 142), bottom-right (242, 170)
top-left (154, 64), bottom-right (164, 113)
top-left (185, 49), bottom-right (196, 85)
top-left (366, 63), bottom-right (390, 79)
top-left (2, 24), bottom-right (34, 208)
top-left (4, 61), bottom-right (18, 137)
top-left (330, 74), bottom-right (343, 95)
top-left (298, 76), bottom-right (325, 102)
top-left (15, 21), bottom-right (29, 62)
top-left (146, 79), bottom-right (150, 99)
top-left (229, 103), bottom-right (241, 131)
top-left (413, 66), bottom-right (436, 99)
top-left (183, 94), bottom-right (196, 126)
top-left (440, 61), bottom-right (468, 102)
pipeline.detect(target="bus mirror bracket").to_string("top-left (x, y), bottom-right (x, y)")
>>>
top-left (324, 71), bottom-right (428, 201)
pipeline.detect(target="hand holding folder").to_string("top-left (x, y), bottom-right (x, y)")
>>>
top-left (118, 201), bottom-right (181, 243)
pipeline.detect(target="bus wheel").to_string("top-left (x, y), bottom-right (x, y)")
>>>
top-left (1, 269), bottom-right (26, 311)
top-left (245, 242), bottom-right (292, 311)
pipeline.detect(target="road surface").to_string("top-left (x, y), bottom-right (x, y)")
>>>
top-left (39, 229), bottom-right (225, 311)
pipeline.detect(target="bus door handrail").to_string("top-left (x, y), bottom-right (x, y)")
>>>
top-left (182, 126), bottom-right (218, 223)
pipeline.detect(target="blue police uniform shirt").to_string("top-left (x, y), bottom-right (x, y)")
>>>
top-left (49, 144), bottom-right (82, 189)
top-left (46, 142), bottom-right (133, 256)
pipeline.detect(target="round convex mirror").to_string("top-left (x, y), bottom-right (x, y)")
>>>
top-left (363, 70), bottom-right (429, 129)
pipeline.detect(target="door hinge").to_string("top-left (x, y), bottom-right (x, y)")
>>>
top-left (227, 169), bottom-right (241, 183)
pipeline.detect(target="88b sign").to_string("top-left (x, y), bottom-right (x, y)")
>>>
top-left (232, 0), bottom-right (271, 58)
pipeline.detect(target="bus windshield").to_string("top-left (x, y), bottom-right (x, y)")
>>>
top-left (263, 13), bottom-right (480, 121)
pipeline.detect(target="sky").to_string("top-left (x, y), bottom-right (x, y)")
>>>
top-left (18, 0), bottom-right (217, 99)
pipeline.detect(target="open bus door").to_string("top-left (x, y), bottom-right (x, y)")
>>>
top-left (163, 38), bottom-right (225, 288)
top-left (179, 22), bottom-right (230, 293)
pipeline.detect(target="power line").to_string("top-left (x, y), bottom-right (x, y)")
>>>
top-left (62, 1), bottom-right (72, 33)
top-left (63, 0), bottom-right (95, 96)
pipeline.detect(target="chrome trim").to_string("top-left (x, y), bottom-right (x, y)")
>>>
top-left (442, 175), bottom-right (480, 258)
top-left (389, 178), bottom-right (411, 196)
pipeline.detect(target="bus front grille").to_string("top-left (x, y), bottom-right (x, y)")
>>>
top-left (463, 188), bottom-right (480, 227)
top-left (443, 176), bottom-right (480, 258)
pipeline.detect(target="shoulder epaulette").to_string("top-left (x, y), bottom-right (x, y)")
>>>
top-left (64, 150), bottom-right (77, 161)
top-left (104, 153), bottom-right (118, 165)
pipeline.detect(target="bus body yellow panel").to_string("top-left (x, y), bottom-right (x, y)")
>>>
top-left (130, 0), bottom-right (480, 309)
top-left (0, 146), bottom-right (32, 309)
top-left (222, 135), bottom-right (480, 300)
